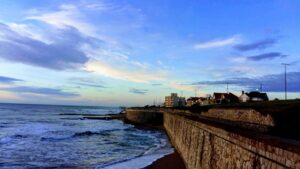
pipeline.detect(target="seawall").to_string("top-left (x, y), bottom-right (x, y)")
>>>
top-left (124, 108), bottom-right (163, 126)
top-left (165, 112), bottom-right (300, 169)
top-left (125, 101), bottom-right (300, 169)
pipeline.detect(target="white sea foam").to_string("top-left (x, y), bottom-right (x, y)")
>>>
top-left (97, 138), bottom-right (174, 169)
top-left (0, 136), bottom-right (12, 144)
top-left (97, 148), bottom-right (174, 169)
top-left (0, 104), bottom-right (171, 168)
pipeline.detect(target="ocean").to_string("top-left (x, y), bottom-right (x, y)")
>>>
top-left (0, 103), bottom-right (173, 169)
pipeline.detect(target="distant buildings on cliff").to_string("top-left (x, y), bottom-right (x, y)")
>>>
top-left (165, 93), bottom-right (186, 107)
top-left (164, 91), bottom-right (269, 107)
top-left (239, 91), bottom-right (269, 102)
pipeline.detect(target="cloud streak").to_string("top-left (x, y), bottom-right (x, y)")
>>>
top-left (1, 86), bottom-right (79, 97)
top-left (70, 78), bottom-right (107, 88)
top-left (234, 38), bottom-right (277, 51)
top-left (129, 88), bottom-right (148, 95)
top-left (193, 71), bottom-right (300, 92)
top-left (0, 76), bottom-right (22, 84)
top-left (247, 52), bottom-right (287, 61)
top-left (194, 35), bottom-right (240, 49)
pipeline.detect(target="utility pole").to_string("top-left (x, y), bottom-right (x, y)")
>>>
top-left (260, 83), bottom-right (263, 92)
top-left (282, 63), bottom-right (290, 100)
top-left (226, 82), bottom-right (229, 94)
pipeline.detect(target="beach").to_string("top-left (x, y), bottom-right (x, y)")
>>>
top-left (144, 150), bottom-right (186, 169)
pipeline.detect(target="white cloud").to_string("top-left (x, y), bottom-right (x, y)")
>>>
top-left (168, 81), bottom-right (195, 92)
top-left (84, 59), bottom-right (167, 83)
top-left (84, 2), bottom-right (110, 11)
top-left (84, 59), bottom-right (196, 92)
top-left (194, 35), bottom-right (241, 49)
top-left (6, 22), bottom-right (52, 44)
top-left (26, 4), bottom-right (96, 36)
top-left (229, 56), bottom-right (247, 63)
top-left (157, 60), bottom-right (163, 66)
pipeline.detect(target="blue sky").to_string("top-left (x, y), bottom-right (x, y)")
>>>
top-left (0, 0), bottom-right (299, 106)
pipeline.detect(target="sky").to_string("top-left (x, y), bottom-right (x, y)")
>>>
top-left (0, 0), bottom-right (299, 106)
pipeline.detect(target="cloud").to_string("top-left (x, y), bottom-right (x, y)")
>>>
top-left (194, 35), bottom-right (240, 49)
top-left (1, 2), bottom-right (194, 95)
top-left (1, 86), bottom-right (79, 97)
top-left (234, 38), bottom-right (277, 51)
top-left (73, 82), bottom-right (106, 88)
top-left (0, 23), bottom-right (89, 70)
top-left (26, 4), bottom-right (96, 36)
top-left (26, 2), bottom-right (143, 39)
top-left (247, 52), bottom-right (287, 61)
top-left (84, 59), bottom-right (167, 83)
top-left (129, 88), bottom-right (148, 95)
top-left (70, 78), bottom-right (107, 88)
top-left (151, 83), bottom-right (162, 86)
top-left (23, 3), bottom-right (167, 84)
top-left (193, 71), bottom-right (300, 92)
top-left (0, 76), bottom-right (22, 84)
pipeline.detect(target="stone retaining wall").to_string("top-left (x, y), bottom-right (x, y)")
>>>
top-left (124, 108), bottom-right (163, 125)
top-left (202, 108), bottom-right (275, 126)
top-left (164, 113), bottom-right (300, 169)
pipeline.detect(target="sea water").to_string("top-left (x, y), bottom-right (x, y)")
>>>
top-left (0, 103), bottom-right (173, 169)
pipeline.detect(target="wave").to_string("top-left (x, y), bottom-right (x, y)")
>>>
top-left (40, 131), bottom-right (104, 141)
top-left (12, 134), bottom-right (28, 139)
top-left (95, 147), bottom-right (174, 169)
top-left (95, 134), bottom-right (173, 169)
top-left (40, 129), bottom-right (124, 142)
top-left (40, 136), bottom-right (71, 142)
top-left (142, 138), bottom-right (168, 156)
top-left (0, 134), bottom-right (29, 144)
top-left (72, 131), bottom-right (104, 137)
top-left (0, 137), bottom-right (12, 144)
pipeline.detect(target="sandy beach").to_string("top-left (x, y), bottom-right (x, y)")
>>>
top-left (144, 151), bottom-right (186, 169)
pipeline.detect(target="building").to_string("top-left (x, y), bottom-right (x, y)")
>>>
top-left (186, 97), bottom-right (207, 107)
top-left (186, 97), bottom-right (201, 107)
top-left (165, 93), bottom-right (186, 107)
top-left (239, 91), bottom-right (250, 102)
top-left (178, 97), bottom-right (186, 107)
top-left (239, 91), bottom-right (269, 102)
top-left (213, 92), bottom-right (239, 104)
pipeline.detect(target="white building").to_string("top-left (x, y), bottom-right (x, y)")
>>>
top-left (239, 91), bottom-right (250, 102)
top-left (186, 97), bottom-right (207, 106)
top-left (239, 91), bottom-right (269, 102)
